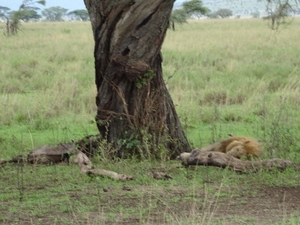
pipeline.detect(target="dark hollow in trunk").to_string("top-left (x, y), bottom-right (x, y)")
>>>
top-left (84, 0), bottom-right (191, 159)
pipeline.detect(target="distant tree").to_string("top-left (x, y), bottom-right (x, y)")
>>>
top-left (208, 11), bottom-right (220, 19)
top-left (182, 0), bottom-right (210, 18)
top-left (7, 11), bottom-right (24, 34)
top-left (0, 6), bottom-right (10, 19)
top-left (170, 9), bottom-right (187, 30)
top-left (264, 1), bottom-right (294, 30)
top-left (2, 0), bottom-right (45, 36)
top-left (215, 8), bottom-right (233, 18)
top-left (68, 9), bottom-right (89, 21)
top-left (19, 9), bottom-right (41, 21)
top-left (42, 6), bottom-right (67, 21)
top-left (208, 8), bottom-right (233, 19)
top-left (0, 6), bottom-right (10, 34)
top-left (170, 0), bottom-right (210, 30)
top-left (251, 11), bottom-right (260, 18)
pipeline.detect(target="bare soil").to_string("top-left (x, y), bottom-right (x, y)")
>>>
top-left (1, 163), bottom-right (300, 225)
top-left (2, 184), bottom-right (299, 225)
top-left (215, 185), bottom-right (300, 224)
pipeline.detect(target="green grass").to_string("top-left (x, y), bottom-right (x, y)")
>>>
top-left (163, 19), bottom-right (300, 158)
top-left (1, 19), bottom-right (300, 224)
top-left (1, 160), bottom-right (300, 224)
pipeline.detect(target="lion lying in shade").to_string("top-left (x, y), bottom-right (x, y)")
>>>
top-left (179, 136), bottom-right (263, 162)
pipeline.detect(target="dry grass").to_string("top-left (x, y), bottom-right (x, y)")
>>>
top-left (0, 22), bottom-right (97, 147)
top-left (164, 18), bottom-right (300, 113)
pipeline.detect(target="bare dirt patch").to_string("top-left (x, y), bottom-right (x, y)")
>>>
top-left (1, 164), bottom-right (300, 225)
top-left (62, 184), bottom-right (300, 225)
top-left (214, 185), bottom-right (300, 224)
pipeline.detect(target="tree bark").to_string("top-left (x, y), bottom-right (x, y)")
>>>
top-left (84, 0), bottom-right (191, 159)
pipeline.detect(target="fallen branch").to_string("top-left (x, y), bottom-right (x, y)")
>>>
top-left (73, 151), bottom-right (134, 181)
top-left (86, 168), bottom-right (134, 181)
top-left (177, 149), bottom-right (296, 173)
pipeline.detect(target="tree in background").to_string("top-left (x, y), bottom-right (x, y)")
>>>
top-left (182, 0), bottom-right (210, 18)
top-left (251, 11), bottom-right (260, 18)
top-left (0, 6), bottom-right (10, 32)
top-left (208, 8), bottom-right (233, 19)
top-left (264, 1), bottom-right (295, 30)
top-left (0, 6), bottom-right (10, 19)
top-left (1, 0), bottom-right (45, 35)
top-left (42, 6), bottom-right (67, 21)
top-left (170, 0), bottom-right (210, 30)
top-left (84, 0), bottom-right (191, 159)
top-left (18, 9), bottom-right (41, 21)
top-left (169, 9), bottom-right (187, 30)
top-left (68, 9), bottom-right (89, 21)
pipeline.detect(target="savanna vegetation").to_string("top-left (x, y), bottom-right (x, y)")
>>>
top-left (0, 18), bottom-right (300, 224)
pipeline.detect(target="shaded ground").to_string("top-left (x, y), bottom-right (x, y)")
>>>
top-left (96, 185), bottom-right (300, 225)
top-left (1, 163), bottom-right (300, 225)
top-left (7, 185), bottom-right (300, 225)
top-left (215, 185), bottom-right (300, 224)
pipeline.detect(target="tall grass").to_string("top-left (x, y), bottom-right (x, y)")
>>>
top-left (163, 19), bottom-right (300, 156)
top-left (164, 19), bottom-right (300, 116)
top-left (0, 22), bottom-right (95, 111)
top-left (0, 22), bottom-right (98, 153)
top-left (0, 19), bottom-right (300, 159)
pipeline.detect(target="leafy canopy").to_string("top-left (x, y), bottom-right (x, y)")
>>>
top-left (170, 0), bottom-right (210, 29)
top-left (42, 6), bottom-right (68, 21)
top-left (2, 0), bottom-right (45, 35)
top-left (209, 8), bottom-right (233, 19)
top-left (182, 0), bottom-right (210, 18)
top-left (68, 10), bottom-right (89, 21)
top-left (0, 6), bottom-right (10, 18)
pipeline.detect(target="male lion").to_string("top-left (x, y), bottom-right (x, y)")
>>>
top-left (200, 136), bottom-right (263, 160)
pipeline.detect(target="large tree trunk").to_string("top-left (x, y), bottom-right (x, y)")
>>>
top-left (84, 0), bottom-right (191, 159)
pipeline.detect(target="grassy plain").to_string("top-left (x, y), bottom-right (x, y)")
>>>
top-left (1, 19), bottom-right (300, 224)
